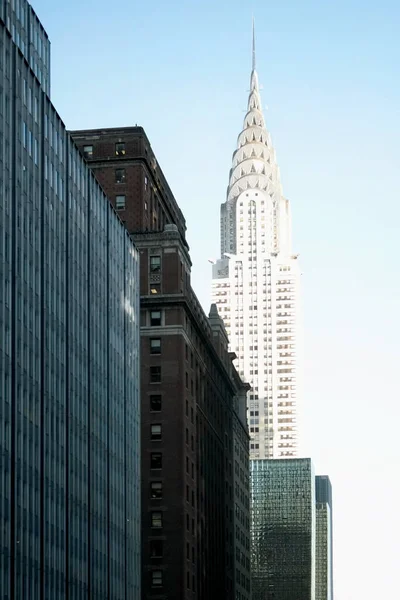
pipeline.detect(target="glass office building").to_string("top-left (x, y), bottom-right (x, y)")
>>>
top-left (0, 1), bottom-right (141, 598)
top-left (315, 476), bottom-right (333, 600)
top-left (250, 459), bottom-right (316, 600)
top-left (0, 0), bottom-right (50, 95)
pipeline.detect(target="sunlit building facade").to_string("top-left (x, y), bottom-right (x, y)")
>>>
top-left (0, 2), bottom-right (141, 597)
top-left (212, 30), bottom-right (301, 459)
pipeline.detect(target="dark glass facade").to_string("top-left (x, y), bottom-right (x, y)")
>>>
top-left (315, 476), bottom-right (333, 600)
top-left (315, 476), bottom-right (332, 508)
top-left (250, 459), bottom-right (315, 600)
top-left (0, 5), bottom-right (140, 598)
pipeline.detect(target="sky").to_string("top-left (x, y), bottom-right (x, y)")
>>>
top-left (32, 0), bottom-right (400, 598)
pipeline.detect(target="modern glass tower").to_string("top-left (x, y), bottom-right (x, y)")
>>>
top-left (211, 26), bottom-right (301, 459)
top-left (0, 1), bottom-right (141, 597)
top-left (250, 459), bottom-right (316, 600)
top-left (315, 476), bottom-right (333, 600)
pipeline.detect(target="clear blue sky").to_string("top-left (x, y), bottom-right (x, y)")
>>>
top-left (33, 0), bottom-right (400, 597)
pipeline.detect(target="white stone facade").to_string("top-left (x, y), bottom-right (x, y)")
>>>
top-left (212, 43), bottom-right (301, 459)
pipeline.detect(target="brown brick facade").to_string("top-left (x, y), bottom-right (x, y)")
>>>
top-left (71, 127), bottom-right (251, 600)
top-left (70, 126), bottom-right (187, 246)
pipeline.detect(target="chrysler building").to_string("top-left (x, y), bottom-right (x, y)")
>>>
top-left (212, 28), bottom-right (301, 459)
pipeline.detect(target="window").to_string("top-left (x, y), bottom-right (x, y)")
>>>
top-left (150, 338), bottom-right (161, 354)
top-left (150, 482), bottom-right (162, 499)
top-left (151, 511), bottom-right (163, 528)
top-left (150, 311), bottom-right (161, 326)
top-left (115, 142), bottom-right (126, 156)
top-left (150, 255), bottom-right (161, 273)
top-left (116, 194), bottom-right (125, 210)
top-left (83, 145), bottom-right (93, 158)
top-left (151, 570), bottom-right (162, 587)
top-left (150, 395), bottom-right (162, 411)
top-left (150, 366), bottom-right (161, 383)
top-left (115, 168), bottom-right (126, 183)
top-left (151, 453), bottom-right (162, 469)
top-left (150, 540), bottom-right (163, 558)
top-left (150, 283), bottom-right (161, 295)
top-left (151, 424), bottom-right (162, 441)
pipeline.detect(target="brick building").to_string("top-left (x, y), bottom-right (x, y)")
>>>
top-left (71, 127), bottom-right (251, 600)
top-left (70, 126), bottom-right (187, 244)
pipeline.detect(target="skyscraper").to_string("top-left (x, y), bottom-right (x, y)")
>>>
top-left (0, 2), bottom-right (141, 597)
top-left (315, 476), bottom-right (333, 600)
top-left (212, 26), bottom-right (301, 459)
top-left (250, 459), bottom-right (316, 600)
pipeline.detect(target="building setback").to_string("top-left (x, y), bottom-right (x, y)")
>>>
top-left (211, 27), bottom-right (301, 459)
top-left (0, 2), bottom-right (141, 597)
top-left (250, 459), bottom-right (316, 600)
top-left (71, 126), bottom-right (252, 600)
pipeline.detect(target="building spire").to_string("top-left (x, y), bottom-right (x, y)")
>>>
top-left (252, 16), bottom-right (256, 72)
top-left (225, 22), bottom-right (284, 203)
